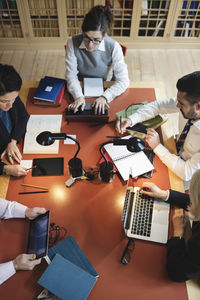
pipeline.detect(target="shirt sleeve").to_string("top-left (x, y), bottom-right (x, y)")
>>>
top-left (0, 198), bottom-right (27, 219)
top-left (128, 97), bottom-right (179, 126)
top-left (102, 42), bottom-right (129, 103)
top-left (153, 144), bottom-right (200, 181)
top-left (0, 261), bottom-right (16, 285)
top-left (65, 37), bottom-right (84, 100)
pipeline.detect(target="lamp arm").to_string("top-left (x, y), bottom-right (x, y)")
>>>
top-left (50, 133), bottom-right (80, 158)
top-left (66, 135), bottom-right (80, 158)
top-left (100, 141), bottom-right (114, 165)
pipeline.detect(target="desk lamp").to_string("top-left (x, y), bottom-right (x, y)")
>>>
top-left (99, 137), bottom-right (145, 183)
top-left (36, 131), bottom-right (82, 178)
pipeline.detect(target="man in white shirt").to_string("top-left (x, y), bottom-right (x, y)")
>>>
top-left (116, 71), bottom-right (200, 190)
top-left (0, 198), bottom-right (46, 285)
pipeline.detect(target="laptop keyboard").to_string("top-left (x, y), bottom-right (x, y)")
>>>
top-left (131, 191), bottom-right (154, 237)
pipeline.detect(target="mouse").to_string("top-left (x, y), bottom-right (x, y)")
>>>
top-left (127, 137), bottom-right (145, 152)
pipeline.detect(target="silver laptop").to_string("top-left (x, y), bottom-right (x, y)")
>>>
top-left (122, 184), bottom-right (170, 244)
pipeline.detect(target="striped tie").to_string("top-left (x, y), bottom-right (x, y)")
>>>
top-left (176, 119), bottom-right (193, 154)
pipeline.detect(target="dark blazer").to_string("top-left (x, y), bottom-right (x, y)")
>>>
top-left (166, 190), bottom-right (200, 282)
top-left (0, 97), bottom-right (29, 174)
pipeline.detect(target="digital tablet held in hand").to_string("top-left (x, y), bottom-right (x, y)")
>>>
top-left (27, 211), bottom-right (50, 259)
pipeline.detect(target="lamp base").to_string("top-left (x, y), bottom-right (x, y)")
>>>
top-left (68, 158), bottom-right (83, 178)
top-left (99, 161), bottom-right (114, 183)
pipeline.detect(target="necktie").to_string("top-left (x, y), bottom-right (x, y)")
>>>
top-left (176, 119), bottom-right (193, 154)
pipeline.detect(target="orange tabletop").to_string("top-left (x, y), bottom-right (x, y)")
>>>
top-left (0, 84), bottom-right (188, 300)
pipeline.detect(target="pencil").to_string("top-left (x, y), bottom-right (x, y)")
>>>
top-left (19, 191), bottom-right (48, 195)
top-left (21, 184), bottom-right (48, 190)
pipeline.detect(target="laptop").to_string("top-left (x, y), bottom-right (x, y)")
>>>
top-left (122, 180), bottom-right (170, 244)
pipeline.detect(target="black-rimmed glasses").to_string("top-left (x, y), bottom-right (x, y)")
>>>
top-left (120, 238), bottom-right (135, 266)
top-left (83, 34), bottom-right (102, 45)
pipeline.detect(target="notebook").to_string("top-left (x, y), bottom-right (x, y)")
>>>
top-left (83, 77), bottom-right (104, 98)
top-left (122, 184), bottom-right (170, 244)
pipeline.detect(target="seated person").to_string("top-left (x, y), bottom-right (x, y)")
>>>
top-left (65, 5), bottom-right (129, 115)
top-left (116, 71), bottom-right (200, 190)
top-left (140, 169), bottom-right (200, 282)
top-left (0, 64), bottom-right (29, 177)
top-left (0, 197), bottom-right (46, 285)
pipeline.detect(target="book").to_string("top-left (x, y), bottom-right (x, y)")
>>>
top-left (103, 136), bottom-right (154, 181)
top-left (23, 114), bottom-right (62, 154)
top-left (38, 236), bottom-right (98, 300)
top-left (33, 76), bottom-right (65, 103)
top-left (33, 84), bottom-right (65, 106)
top-left (83, 77), bottom-right (104, 98)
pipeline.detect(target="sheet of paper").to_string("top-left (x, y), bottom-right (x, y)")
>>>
top-left (83, 78), bottom-right (104, 98)
top-left (23, 115), bottom-right (62, 154)
top-left (64, 134), bottom-right (76, 145)
top-left (20, 160), bottom-right (32, 169)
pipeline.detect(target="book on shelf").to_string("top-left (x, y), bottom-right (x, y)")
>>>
top-left (38, 235), bottom-right (98, 300)
top-left (33, 84), bottom-right (65, 106)
top-left (23, 114), bottom-right (62, 154)
top-left (103, 136), bottom-right (154, 181)
top-left (33, 76), bottom-right (65, 103)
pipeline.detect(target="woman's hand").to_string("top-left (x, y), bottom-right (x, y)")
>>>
top-left (3, 165), bottom-right (28, 177)
top-left (68, 97), bottom-right (85, 113)
top-left (92, 96), bottom-right (109, 115)
top-left (115, 117), bottom-right (132, 134)
top-left (140, 181), bottom-right (168, 200)
top-left (1, 140), bottom-right (22, 164)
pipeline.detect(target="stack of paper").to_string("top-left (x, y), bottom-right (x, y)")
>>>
top-left (38, 235), bottom-right (98, 300)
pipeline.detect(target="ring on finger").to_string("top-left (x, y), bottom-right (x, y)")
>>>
top-left (8, 154), bottom-right (12, 158)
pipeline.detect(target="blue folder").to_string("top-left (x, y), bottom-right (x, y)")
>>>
top-left (34, 76), bottom-right (65, 102)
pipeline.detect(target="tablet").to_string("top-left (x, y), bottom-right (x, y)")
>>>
top-left (32, 157), bottom-right (64, 177)
top-left (27, 211), bottom-right (50, 259)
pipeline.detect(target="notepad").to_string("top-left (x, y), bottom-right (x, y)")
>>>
top-left (23, 114), bottom-right (62, 154)
top-left (83, 77), bottom-right (104, 98)
top-left (104, 136), bottom-right (154, 181)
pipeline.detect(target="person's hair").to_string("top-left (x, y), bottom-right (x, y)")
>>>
top-left (176, 71), bottom-right (200, 105)
top-left (82, 5), bottom-right (113, 35)
top-left (189, 169), bottom-right (200, 221)
top-left (0, 64), bottom-right (22, 96)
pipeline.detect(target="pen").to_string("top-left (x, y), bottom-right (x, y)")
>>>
top-left (21, 184), bottom-right (48, 190)
top-left (26, 166), bottom-right (36, 171)
top-left (19, 191), bottom-right (48, 195)
top-left (106, 136), bottom-right (120, 138)
top-left (120, 116), bottom-right (122, 134)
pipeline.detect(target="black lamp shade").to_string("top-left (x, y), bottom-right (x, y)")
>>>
top-left (68, 158), bottom-right (83, 178)
top-left (99, 161), bottom-right (114, 183)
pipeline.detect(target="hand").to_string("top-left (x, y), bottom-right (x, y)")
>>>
top-left (3, 165), bottom-right (28, 177)
top-left (145, 128), bottom-right (161, 149)
top-left (25, 207), bottom-right (46, 220)
top-left (1, 140), bottom-right (22, 164)
top-left (92, 97), bottom-right (109, 115)
top-left (140, 182), bottom-right (168, 200)
top-left (172, 209), bottom-right (186, 237)
top-left (68, 97), bottom-right (85, 113)
top-left (115, 117), bottom-right (132, 134)
top-left (13, 254), bottom-right (41, 271)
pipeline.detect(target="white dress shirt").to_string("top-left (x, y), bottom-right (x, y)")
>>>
top-left (0, 198), bottom-right (27, 285)
top-left (128, 97), bottom-right (200, 190)
top-left (65, 37), bottom-right (129, 103)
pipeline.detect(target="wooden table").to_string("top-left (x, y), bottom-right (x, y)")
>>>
top-left (1, 81), bottom-right (198, 300)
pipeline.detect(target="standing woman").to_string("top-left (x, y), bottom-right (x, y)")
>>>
top-left (65, 5), bottom-right (129, 115)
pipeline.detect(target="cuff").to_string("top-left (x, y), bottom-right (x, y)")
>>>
top-left (153, 143), bottom-right (169, 158)
top-left (0, 261), bottom-right (16, 285)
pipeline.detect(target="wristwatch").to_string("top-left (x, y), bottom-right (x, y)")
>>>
top-left (171, 236), bottom-right (182, 240)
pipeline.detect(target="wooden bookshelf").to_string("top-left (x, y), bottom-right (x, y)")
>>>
top-left (0, 0), bottom-right (199, 49)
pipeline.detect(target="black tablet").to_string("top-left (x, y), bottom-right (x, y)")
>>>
top-left (27, 211), bottom-right (50, 259)
top-left (32, 157), bottom-right (64, 177)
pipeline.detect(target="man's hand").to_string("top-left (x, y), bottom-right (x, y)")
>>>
top-left (13, 254), bottom-right (41, 271)
top-left (68, 97), bottom-right (85, 113)
top-left (3, 165), bottom-right (28, 177)
top-left (145, 128), bottom-right (161, 149)
top-left (140, 181), bottom-right (168, 200)
top-left (115, 117), bottom-right (132, 134)
top-left (172, 209), bottom-right (186, 237)
top-left (92, 97), bottom-right (109, 115)
top-left (25, 207), bottom-right (46, 220)
top-left (1, 140), bottom-right (22, 164)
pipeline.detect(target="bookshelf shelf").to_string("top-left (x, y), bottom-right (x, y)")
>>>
top-left (0, 0), bottom-right (199, 49)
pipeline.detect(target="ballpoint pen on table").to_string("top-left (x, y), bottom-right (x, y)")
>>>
top-left (19, 191), bottom-right (48, 195)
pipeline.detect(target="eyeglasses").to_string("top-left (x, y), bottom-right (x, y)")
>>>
top-left (83, 34), bottom-right (102, 45)
top-left (49, 222), bottom-right (67, 245)
top-left (120, 238), bottom-right (135, 266)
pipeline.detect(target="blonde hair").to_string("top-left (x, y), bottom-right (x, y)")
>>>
top-left (189, 169), bottom-right (200, 221)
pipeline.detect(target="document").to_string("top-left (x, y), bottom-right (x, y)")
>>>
top-left (23, 114), bottom-right (62, 154)
top-left (104, 136), bottom-right (154, 181)
top-left (83, 77), bottom-right (104, 98)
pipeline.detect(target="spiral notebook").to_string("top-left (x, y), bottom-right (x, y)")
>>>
top-left (103, 136), bottom-right (154, 181)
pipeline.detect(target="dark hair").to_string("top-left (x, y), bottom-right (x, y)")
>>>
top-left (176, 71), bottom-right (200, 105)
top-left (82, 5), bottom-right (113, 35)
top-left (0, 64), bottom-right (22, 96)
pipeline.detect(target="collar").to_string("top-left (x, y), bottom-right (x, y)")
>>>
top-left (193, 119), bottom-right (200, 129)
top-left (79, 38), bottom-right (105, 51)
